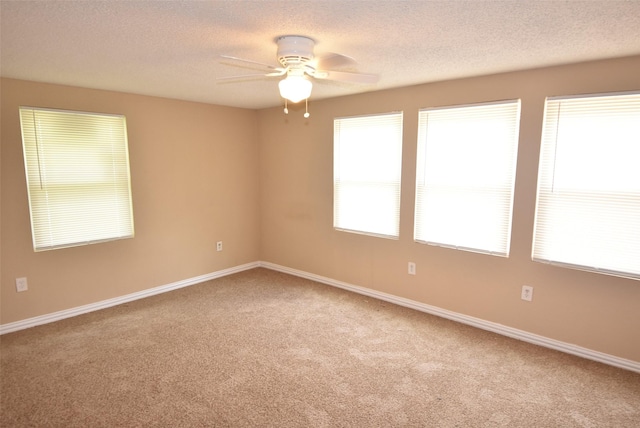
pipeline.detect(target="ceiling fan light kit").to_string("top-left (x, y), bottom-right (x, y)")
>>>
top-left (278, 70), bottom-right (312, 103)
top-left (277, 36), bottom-right (314, 105)
top-left (220, 35), bottom-right (378, 117)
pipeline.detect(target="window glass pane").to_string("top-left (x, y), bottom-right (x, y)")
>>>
top-left (533, 93), bottom-right (640, 279)
top-left (20, 107), bottom-right (135, 251)
top-left (415, 100), bottom-right (521, 256)
top-left (334, 112), bottom-right (403, 238)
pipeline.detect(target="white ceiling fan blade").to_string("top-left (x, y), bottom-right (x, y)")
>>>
top-left (216, 70), bottom-right (284, 81)
top-left (220, 54), bottom-right (283, 72)
top-left (314, 69), bottom-right (379, 84)
top-left (313, 53), bottom-right (357, 70)
top-left (266, 69), bottom-right (288, 77)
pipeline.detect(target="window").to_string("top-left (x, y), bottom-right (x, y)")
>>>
top-left (19, 107), bottom-right (134, 251)
top-left (532, 92), bottom-right (640, 279)
top-left (334, 112), bottom-right (403, 238)
top-left (414, 100), bottom-right (521, 256)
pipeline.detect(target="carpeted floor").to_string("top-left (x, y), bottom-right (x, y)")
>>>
top-left (1, 268), bottom-right (639, 427)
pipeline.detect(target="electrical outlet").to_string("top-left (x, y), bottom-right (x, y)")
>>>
top-left (521, 285), bottom-right (533, 302)
top-left (16, 277), bottom-right (28, 292)
top-left (216, 241), bottom-right (223, 252)
top-left (408, 262), bottom-right (416, 275)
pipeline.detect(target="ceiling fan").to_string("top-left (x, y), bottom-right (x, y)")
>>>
top-left (219, 35), bottom-right (379, 117)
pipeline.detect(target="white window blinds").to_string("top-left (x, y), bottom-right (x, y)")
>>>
top-left (334, 112), bottom-right (403, 238)
top-left (414, 100), bottom-right (521, 256)
top-left (19, 107), bottom-right (135, 251)
top-left (532, 93), bottom-right (640, 279)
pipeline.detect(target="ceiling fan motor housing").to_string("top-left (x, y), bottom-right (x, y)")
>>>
top-left (277, 35), bottom-right (315, 67)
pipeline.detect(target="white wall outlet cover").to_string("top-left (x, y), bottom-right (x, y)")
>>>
top-left (16, 277), bottom-right (28, 292)
top-left (408, 262), bottom-right (416, 275)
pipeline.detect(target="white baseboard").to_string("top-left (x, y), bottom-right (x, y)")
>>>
top-left (0, 262), bottom-right (259, 335)
top-left (260, 261), bottom-right (640, 374)
top-left (3, 260), bottom-right (638, 374)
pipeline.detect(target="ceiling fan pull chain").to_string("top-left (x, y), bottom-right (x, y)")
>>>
top-left (304, 98), bottom-right (310, 118)
top-left (284, 98), bottom-right (289, 114)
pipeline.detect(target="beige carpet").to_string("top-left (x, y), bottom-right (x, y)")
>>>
top-left (1, 268), bottom-right (639, 427)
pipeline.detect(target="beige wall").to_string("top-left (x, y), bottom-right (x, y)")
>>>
top-left (2, 56), bottom-right (639, 363)
top-left (1, 78), bottom-right (260, 324)
top-left (258, 56), bottom-right (640, 362)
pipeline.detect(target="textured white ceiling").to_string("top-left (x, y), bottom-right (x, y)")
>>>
top-left (2, 1), bottom-right (640, 109)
